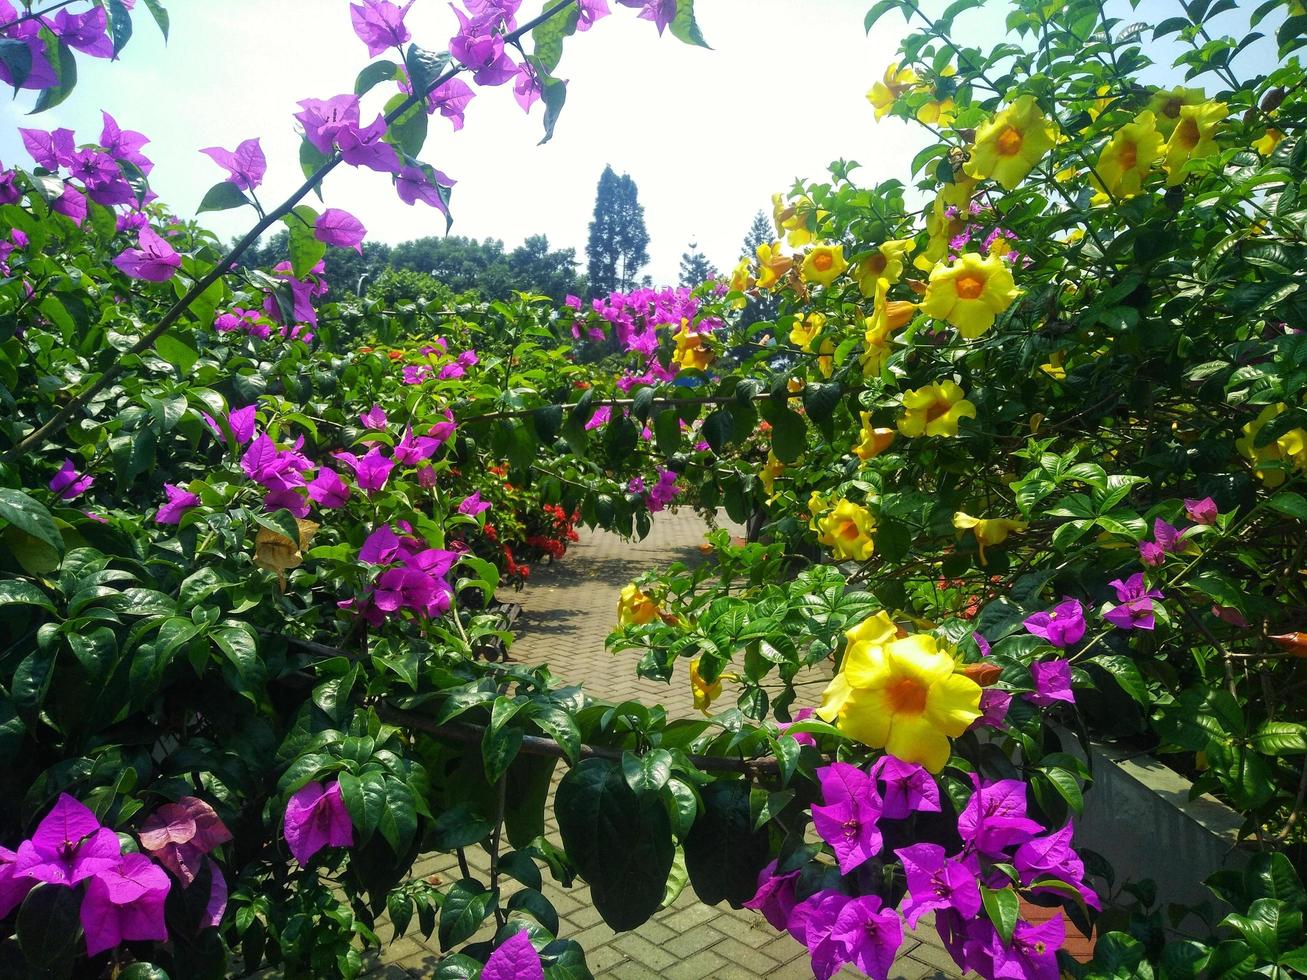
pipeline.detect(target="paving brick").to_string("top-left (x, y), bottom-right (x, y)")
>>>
top-left (663, 922), bottom-right (727, 958)
top-left (661, 948), bottom-right (729, 979)
top-left (711, 935), bottom-right (785, 974)
top-left (608, 932), bottom-right (681, 972)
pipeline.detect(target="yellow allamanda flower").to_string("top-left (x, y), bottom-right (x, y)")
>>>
top-left (760, 451), bottom-right (785, 496)
top-left (921, 251), bottom-right (1020, 339)
top-left (1040, 350), bottom-right (1067, 380)
top-left (867, 62), bottom-right (919, 119)
top-left (898, 380), bottom-right (976, 438)
top-left (801, 244), bottom-right (848, 288)
top-left (772, 193), bottom-right (822, 248)
top-left (817, 498), bottom-right (876, 561)
top-left (1095, 111), bottom-right (1164, 199)
top-left (853, 412), bottom-right (895, 461)
top-left (1146, 85), bottom-right (1207, 138)
top-left (1163, 100), bottom-right (1226, 185)
top-left (854, 238), bottom-right (915, 297)
top-left (727, 257), bottom-right (754, 308)
top-left (807, 489), bottom-right (831, 531)
top-left (964, 94), bottom-right (1058, 191)
top-left (1086, 83), bottom-right (1114, 121)
top-left (690, 658), bottom-right (734, 714)
top-left (816, 337), bottom-right (837, 379)
top-left (617, 583), bottom-right (660, 627)
top-left (1235, 403), bottom-right (1307, 488)
top-left (755, 241), bottom-right (794, 291)
top-left (916, 177), bottom-right (978, 271)
top-left (1254, 128), bottom-right (1284, 156)
top-left (672, 320), bottom-right (715, 372)
top-left (953, 512), bottom-right (1028, 565)
top-left (860, 279), bottom-right (915, 377)
top-left (916, 65), bottom-right (957, 127)
top-left (789, 312), bottom-right (825, 351)
top-left (818, 613), bottom-right (982, 772)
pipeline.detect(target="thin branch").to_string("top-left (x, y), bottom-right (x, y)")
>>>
top-left (457, 389), bottom-right (783, 426)
top-left (0, 0), bottom-right (78, 32)
top-left (3, 0), bottom-right (579, 463)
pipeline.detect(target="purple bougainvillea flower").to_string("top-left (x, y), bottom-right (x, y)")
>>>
top-left (576, 0), bottom-right (611, 29)
top-left (201, 860), bottom-right (228, 928)
top-left (787, 890), bottom-right (852, 980)
top-left (428, 78), bottom-right (476, 130)
top-left (338, 115), bottom-right (401, 173)
top-left (13, 793), bottom-right (121, 886)
top-left (829, 894), bottom-right (903, 980)
top-left (155, 483), bottom-right (201, 525)
top-left (283, 781), bottom-right (353, 865)
top-left (67, 148), bottom-right (119, 189)
top-left (775, 706), bottom-right (817, 747)
top-left (1026, 659), bottom-right (1074, 708)
top-left (742, 859), bottom-right (800, 931)
top-left (449, 7), bottom-right (518, 85)
top-left (973, 688), bottom-right (1013, 730)
top-left (616, 0), bottom-right (676, 34)
top-left (1014, 822), bottom-right (1101, 910)
top-left (359, 404), bottom-right (388, 430)
top-left (396, 166), bottom-right (454, 212)
top-left (973, 632), bottom-right (991, 657)
top-left (417, 464), bottom-right (437, 488)
top-left (52, 185), bottom-right (88, 225)
top-left (1104, 572), bottom-right (1164, 631)
top-left (113, 226), bottom-right (181, 282)
top-left (438, 362), bottom-right (465, 380)
top-left (957, 776), bottom-right (1043, 859)
top-left (429, 410), bottom-right (457, 446)
top-left (50, 457), bottom-right (93, 500)
top-left (308, 468), bottom-right (351, 510)
top-left (79, 853), bottom-right (171, 956)
top-left (350, 0), bottom-right (415, 57)
top-left (394, 426), bottom-right (440, 465)
top-left (1185, 497), bottom-right (1218, 524)
top-left (811, 762), bottom-right (883, 874)
top-left (584, 405), bottom-right (612, 431)
top-left (265, 488), bottom-right (311, 519)
top-left (647, 468), bottom-right (680, 513)
top-left (242, 434), bottom-right (313, 492)
top-left (869, 755), bottom-right (940, 820)
top-left (100, 111), bottom-right (152, 173)
top-left (990, 915), bottom-right (1064, 980)
top-left (1023, 598), bottom-right (1085, 648)
top-left (0, 847), bottom-right (35, 918)
top-left (295, 95), bottom-right (362, 155)
top-left (202, 405), bottom-right (257, 446)
top-left (139, 796), bottom-right (232, 885)
top-left (1140, 518), bottom-right (1188, 566)
top-left (316, 208), bottom-right (367, 252)
top-left (513, 61), bottom-right (543, 113)
top-left (19, 126), bottom-right (76, 170)
top-left (200, 138), bottom-right (266, 192)
top-left (360, 525), bottom-right (402, 565)
top-left (896, 843), bottom-right (981, 928)
top-left (481, 927), bottom-right (543, 980)
top-left (458, 492), bottom-right (491, 516)
top-left (0, 31), bottom-right (57, 90)
top-left (51, 6), bottom-right (114, 58)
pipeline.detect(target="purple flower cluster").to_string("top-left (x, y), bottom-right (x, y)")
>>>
top-left (1, 793), bottom-right (230, 957)
top-left (746, 764), bottom-right (1097, 980)
top-left (0, 1), bottom-right (116, 91)
top-left (49, 457), bottom-right (94, 500)
top-left (283, 781), bottom-right (353, 865)
top-left (342, 523), bottom-right (462, 625)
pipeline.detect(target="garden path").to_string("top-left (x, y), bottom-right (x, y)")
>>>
top-left (371, 510), bottom-right (967, 980)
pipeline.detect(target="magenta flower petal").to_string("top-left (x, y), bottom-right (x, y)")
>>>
top-left (481, 928), bottom-right (543, 980)
top-left (14, 794), bottom-right (121, 886)
top-left (113, 226), bottom-right (181, 282)
top-left (742, 859), bottom-right (800, 931)
top-left (0, 847), bottom-right (35, 918)
top-left (283, 780), bottom-right (353, 865)
top-left (316, 208), bottom-right (367, 252)
top-left (1026, 659), bottom-right (1075, 707)
top-left (200, 138), bottom-right (266, 191)
top-left (79, 854), bottom-right (170, 956)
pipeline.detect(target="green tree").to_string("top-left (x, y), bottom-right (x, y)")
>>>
top-left (585, 165), bottom-right (649, 297)
top-left (677, 241), bottom-right (715, 287)
top-left (739, 210), bottom-right (778, 329)
top-left (741, 209), bottom-right (771, 258)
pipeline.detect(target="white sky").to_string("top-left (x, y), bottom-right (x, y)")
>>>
top-left (0, 1), bottom-right (1283, 283)
top-left (0, 0), bottom-right (930, 283)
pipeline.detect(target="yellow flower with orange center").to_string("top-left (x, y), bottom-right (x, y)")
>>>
top-left (816, 499), bottom-right (876, 561)
top-left (1145, 85), bottom-right (1207, 138)
top-left (952, 512), bottom-right (1027, 565)
top-left (1095, 111), bottom-right (1164, 199)
top-left (867, 62), bottom-right (919, 119)
top-left (817, 613), bottom-right (982, 772)
top-left (1163, 101), bottom-right (1226, 185)
top-left (755, 241), bottom-right (794, 291)
top-left (854, 238), bottom-right (915, 297)
top-left (921, 252), bottom-right (1020, 339)
top-left (789, 312), bottom-right (825, 351)
top-left (964, 94), bottom-right (1058, 191)
top-left (898, 380), bottom-right (976, 438)
top-left (1235, 403), bottom-right (1307, 487)
top-left (801, 244), bottom-right (848, 288)
top-left (853, 412), bottom-right (895, 461)
top-left (672, 320), bottom-right (715, 372)
top-left (860, 279), bottom-right (914, 377)
top-left (772, 193), bottom-right (822, 248)
top-left (617, 583), bottom-right (660, 626)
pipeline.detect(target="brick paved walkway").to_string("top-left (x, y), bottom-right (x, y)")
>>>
top-left (372, 510), bottom-right (965, 979)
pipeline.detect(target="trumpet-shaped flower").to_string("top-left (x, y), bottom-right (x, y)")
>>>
top-left (789, 312), bottom-right (825, 351)
top-left (964, 95), bottom-right (1058, 191)
top-left (816, 499), bottom-right (876, 561)
top-left (755, 240), bottom-right (794, 290)
top-left (672, 321), bottom-right (714, 372)
top-left (897, 380), bottom-right (976, 438)
top-left (689, 658), bottom-right (725, 713)
top-left (921, 251), bottom-right (1019, 338)
top-left (1163, 100), bottom-right (1226, 185)
top-left (853, 413), bottom-right (895, 461)
top-left (1146, 85), bottom-right (1207, 137)
top-left (818, 620), bottom-right (982, 772)
top-left (952, 512), bottom-right (1027, 565)
top-left (867, 62), bottom-right (918, 119)
top-left (771, 193), bottom-right (821, 248)
top-left (860, 281), bottom-right (913, 378)
top-left (1235, 403), bottom-right (1307, 487)
top-left (1253, 127), bottom-right (1283, 156)
top-left (617, 583), bottom-right (659, 626)
top-left (760, 451), bottom-right (785, 496)
top-left (854, 238), bottom-right (914, 296)
top-left (1095, 111), bottom-right (1163, 199)
top-left (801, 244), bottom-right (848, 287)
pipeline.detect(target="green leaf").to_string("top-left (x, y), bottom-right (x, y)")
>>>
top-left (283, 204), bottom-right (326, 280)
top-left (107, 0), bottom-right (134, 55)
top-left (0, 488), bottom-right (63, 554)
top-left (438, 879), bottom-right (495, 951)
top-left (482, 723), bottom-right (524, 784)
top-left (622, 749), bottom-right (672, 796)
top-left (256, 508), bottom-right (301, 545)
top-left (404, 44), bottom-right (451, 98)
top-left (554, 758), bottom-right (674, 931)
top-left (766, 405), bottom-right (806, 463)
top-left (1267, 491), bottom-right (1307, 521)
top-left (1250, 721), bottom-right (1307, 755)
top-left (32, 36), bottom-right (76, 114)
top-left (17, 883), bottom-right (82, 967)
top-left (670, 0), bottom-right (710, 47)
top-left (865, 0), bottom-right (904, 32)
top-left (154, 332), bottom-right (198, 374)
top-left (143, 0), bottom-right (170, 40)
top-left (539, 75), bottom-right (568, 146)
top-left (702, 409), bottom-right (732, 453)
top-left (531, 4), bottom-right (579, 73)
top-left (0, 578), bottom-right (54, 612)
top-left (1222, 898), bottom-right (1301, 962)
top-left (0, 39), bottom-right (33, 90)
top-left (337, 770), bottom-right (387, 846)
top-left (1245, 852), bottom-right (1306, 909)
top-left (356, 59), bottom-right (400, 96)
top-left (1090, 654), bottom-right (1148, 703)
top-left (507, 888), bottom-right (560, 936)
top-left (654, 408), bottom-right (681, 456)
top-left (197, 181), bottom-right (250, 214)
top-left (383, 91), bottom-right (428, 158)
top-left (377, 775), bottom-right (418, 855)
top-left (683, 781), bottom-right (770, 908)
top-left (981, 885), bottom-right (1019, 945)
